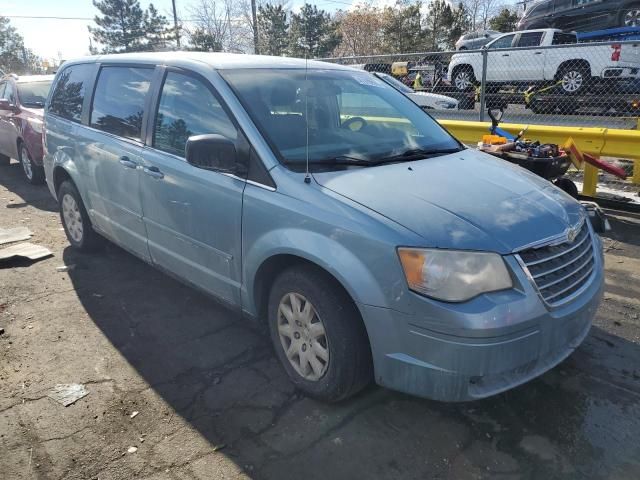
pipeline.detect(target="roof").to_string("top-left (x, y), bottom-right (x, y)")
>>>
top-left (1, 74), bottom-right (55, 83)
top-left (64, 51), bottom-right (349, 71)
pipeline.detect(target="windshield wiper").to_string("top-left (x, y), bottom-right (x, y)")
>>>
top-left (284, 155), bottom-right (373, 167)
top-left (378, 147), bottom-right (463, 163)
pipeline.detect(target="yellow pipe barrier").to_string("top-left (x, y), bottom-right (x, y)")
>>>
top-left (438, 120), bottom-right (640, 161)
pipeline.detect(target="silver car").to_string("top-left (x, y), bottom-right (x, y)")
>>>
top-left (456, 30), bottom-right (502, 50)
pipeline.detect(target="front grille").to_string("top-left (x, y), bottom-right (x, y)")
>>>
top-left (518, 222), bottom-right (595, 306)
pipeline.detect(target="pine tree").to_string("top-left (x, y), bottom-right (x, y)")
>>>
top-left (288, 4), bottom-right (341, 58)
top-left (489, 8), bottom-right (520, 33)
top-left (382, 2), bottom-right (423, 54)
top-left (90, 0), bottom-right (170, 53)
top-left (258, 4), bottom-right (289, 56)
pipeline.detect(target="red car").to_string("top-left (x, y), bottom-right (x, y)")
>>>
top-left (0, 74), bottom-right (54, 184)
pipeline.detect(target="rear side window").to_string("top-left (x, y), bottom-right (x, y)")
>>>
top-left (48, 64), bottom-right (94, 123)
top-left (516, 32), bottom-right (544, 48)
top-left (153, 71), bottom-right (237, 157)
top-left (553, 33), bottom-right (577, 45)
top-left (90, 66), bottom-right (153, 141)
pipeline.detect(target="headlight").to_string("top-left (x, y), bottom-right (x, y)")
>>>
top-left (397, 248), bottom-right (512, 302)
top-left (27, 117), bottom-right (43, 134)
top-left (435, 100), bottom-right (457, 109)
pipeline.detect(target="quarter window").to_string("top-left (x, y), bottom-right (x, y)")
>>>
top-left (48, 64), bottom-right (94, 123)
top-left (90, 66), bottom-right (153, 141)
top-left (153, 71), bottom-right (237, 158)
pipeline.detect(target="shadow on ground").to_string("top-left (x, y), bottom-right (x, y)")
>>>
top-left (0, 161), bottom-right (57, 212)
top-left (62, 236), bottom-right (640, 479)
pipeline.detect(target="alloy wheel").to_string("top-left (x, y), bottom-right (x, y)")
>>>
top-left (20, 145), bottom-right (33, 180)
top-left (454, 71), bottom-right (472, 90)
top-left (562, 70), bottom-right (583, 93)
top-left (625, 9), bottom-right (640, 27)
top-left (62, 193), bottom-right (84, 243)
top-left (277, 292), bottom-right (329, 381)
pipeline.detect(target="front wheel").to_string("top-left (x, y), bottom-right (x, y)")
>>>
top-left (452, 67), bottom-right (477, 92)
top-left (18, 143), bottom-right (44, 185)
top-left (58, 180), bottom-right (104, 252)
top-left (268, 265), bottom-right (372, 402)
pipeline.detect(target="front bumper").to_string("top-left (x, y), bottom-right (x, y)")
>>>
top-left (359, 236), bottom-right (604, 402)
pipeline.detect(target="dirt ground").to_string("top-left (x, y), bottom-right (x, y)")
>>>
top-left (2, 159), bottom-right (640, 480)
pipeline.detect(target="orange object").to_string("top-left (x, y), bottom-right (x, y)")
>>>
top-left (482, 134), bottom-right (507, 146)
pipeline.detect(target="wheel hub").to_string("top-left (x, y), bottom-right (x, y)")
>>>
top-left (277, 292), bottom-right (329, 382)
top-left (625, 10), bottom-right (640, 27)
top-left (62, 193), bottom-right (84, 243)
top-left (562, 71), bottom-right (583, 93)
top-left (21, 146), bottom-right (32, 180)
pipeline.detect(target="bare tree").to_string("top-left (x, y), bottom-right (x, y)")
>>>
top-left (187, 0), bottom-right (252, 52)
top-left (464, 0), bottom-right (503, 30)
top-left (333, 5), bottom-right (385, 57)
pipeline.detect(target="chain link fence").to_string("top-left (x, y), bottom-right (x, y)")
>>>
top-left (322, 35), bottom-right (640, 130)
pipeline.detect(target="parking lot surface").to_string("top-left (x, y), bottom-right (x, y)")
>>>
top-left (2, 160), bottom-right (640, 480)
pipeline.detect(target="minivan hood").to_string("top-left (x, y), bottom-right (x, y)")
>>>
top-left (313, 149), bottom-right (584, 254)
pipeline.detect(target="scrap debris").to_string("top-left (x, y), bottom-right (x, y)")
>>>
top-left (0, 243), bottom-right (52, 262)
top-left (47, 384), bottom-right (89, 407)
top-left (0, 227), bottom-right (33, 245)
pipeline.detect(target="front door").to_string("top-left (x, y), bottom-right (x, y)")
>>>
top-left (486, 34), bottom-right (517, 82)
top-left (140, 69), bottom-right (246, 306)
top-left (80, 65), bottom-right (155, 261)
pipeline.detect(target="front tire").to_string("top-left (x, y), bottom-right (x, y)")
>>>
top-left (452, 67), bottom-right (477, 92)
top-left (268, 265), bottom-right (372, 402)
top-left (58, 180), bottom-right (103, 252)
top-left (18, 142), bottom-right (44, 185)
top-left (0, 153), bottom-right (10, 166)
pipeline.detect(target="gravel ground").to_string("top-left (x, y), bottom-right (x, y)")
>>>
top-left (2, 159), bottom-right (640, 480)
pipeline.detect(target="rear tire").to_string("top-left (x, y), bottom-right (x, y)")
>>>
top-left (621, 7), bottom-right (640, 27)
top-left (558, 64), bottom-right (590, 95)
top-left (58, 180), bottom-right (104, 252)
top-left (268, 265), bottom-right (373, 402)
top-left (18, 142), bottom-right (44, 185)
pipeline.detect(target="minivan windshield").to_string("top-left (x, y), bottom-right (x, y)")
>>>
top-left (221, 68), bottom-right (461, 171)
top-left (17, 81), bottom-right (52, 108)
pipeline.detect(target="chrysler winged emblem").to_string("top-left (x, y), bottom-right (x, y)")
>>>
top-left (566, 221), bottom-right (582, 243)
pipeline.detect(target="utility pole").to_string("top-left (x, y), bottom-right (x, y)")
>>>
top-left (251, 0), bottom-right (259, 54)
top-left (172, 0), bottom-right (181, 49)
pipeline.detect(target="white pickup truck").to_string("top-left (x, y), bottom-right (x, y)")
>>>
top-left (448, 29), bottom-right (640, 94)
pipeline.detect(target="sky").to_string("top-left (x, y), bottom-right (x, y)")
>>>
top-left (3, 0), bottom-right (513, 61)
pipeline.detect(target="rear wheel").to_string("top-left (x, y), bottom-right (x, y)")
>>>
top-left (452, 67), bottom-right (477, 92)
top-left (58, 180), bottom-right (103, 252)
top-left (18, 142), bottom-right (44, 185)
top-left (268, 265), bottom-right (372, 402)
top-left (621, 7), bottom-right (640, 27)
top-left (558, 64), bottom-right (590, 95)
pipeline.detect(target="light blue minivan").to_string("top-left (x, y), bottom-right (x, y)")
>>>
top-left (43, 52), bottom-right (604, 402)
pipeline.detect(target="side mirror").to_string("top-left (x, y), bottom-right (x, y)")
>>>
top-left (185, 134), bottom-right (245, 176)
top-left (0, 99), bottom-right (16, 112)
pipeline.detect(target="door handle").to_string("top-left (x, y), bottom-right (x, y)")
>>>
top-left (143, 166), bottom-right (164, 179)
top-left (534, 52), bottom-right (543, 55)
top-left (502, 53), bottom-right (509, 57)
top-left (119, 156), bottom-right (137, 169)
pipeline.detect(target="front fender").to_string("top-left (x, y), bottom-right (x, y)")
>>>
top-left (242, 228), bottom-right (390, 317)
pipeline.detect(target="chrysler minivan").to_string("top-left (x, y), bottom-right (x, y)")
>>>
top-left (43, 53), bottom-right (604, 402)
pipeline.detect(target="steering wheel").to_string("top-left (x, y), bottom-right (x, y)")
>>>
top-left (341, 116), bottom-right (368, 132)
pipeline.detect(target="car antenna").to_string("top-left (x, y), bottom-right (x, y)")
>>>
top-left (303, 27), bottom-right (311, 184)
